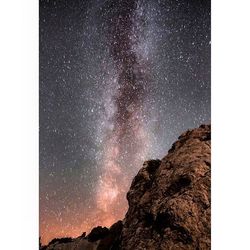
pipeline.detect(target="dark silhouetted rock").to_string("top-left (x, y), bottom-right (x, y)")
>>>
top-left (87, 226), bottom-right (110, 242)
top-left (97, 220), bottom-right (123, 250)
top-left (81, 232), bottom-right (87, 238)
top-left (120, 124), bottom-right (211, 250)
top-left (48, 237), bottom-right (73, 246)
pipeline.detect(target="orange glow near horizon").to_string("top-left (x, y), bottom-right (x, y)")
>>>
top-left (40, 116), bottom-right (150, 246)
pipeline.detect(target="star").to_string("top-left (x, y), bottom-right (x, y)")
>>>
top-left (40, 0), bottom-right (210, 245)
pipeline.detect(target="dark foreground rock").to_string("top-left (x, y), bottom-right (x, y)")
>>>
top-left (41, 124), bottom-right (211, 250)
top-left (87, 226), bottom-right (110, 242)
top-left (42, 222), bottom-right (123, 250)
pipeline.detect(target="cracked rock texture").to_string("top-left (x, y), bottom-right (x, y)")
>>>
top-left (121, 124), bottom-right (211, 250)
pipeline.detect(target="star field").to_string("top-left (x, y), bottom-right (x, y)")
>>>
top-left (40, 0), bottom-right (210, 245)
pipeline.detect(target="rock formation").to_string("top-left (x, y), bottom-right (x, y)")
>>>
top-left (121, 124), bottom-right (211, 249)
top-left (42, 222), bottom-right (123, 250)
top-left (41, 124), bottom-right (211, 250)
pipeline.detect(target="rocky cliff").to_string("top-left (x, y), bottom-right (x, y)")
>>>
top-left (121, 124), bottom-right (211, 249)
top-left (41, 124), bottom-right (211, 250)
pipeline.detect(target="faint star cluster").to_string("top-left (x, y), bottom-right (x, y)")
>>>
top-left (40, 0), bottom-right (210, 245)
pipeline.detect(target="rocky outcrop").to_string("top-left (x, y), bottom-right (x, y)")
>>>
top-left (97, 220), bottom-right (123, 250)
top-left (42, 222), bottom-right (123, 250)
top-left (44, 235), bottom-right (98, 250)
top-left (87, 226), bottom-right (110, 242)
top-left (121, 124), bottom-right (211, 249)
top-left (41, 124), bottom-right (211, 250)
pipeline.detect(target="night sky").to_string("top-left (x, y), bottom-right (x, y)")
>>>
top-left (40, 0), bottom-right (210, 244)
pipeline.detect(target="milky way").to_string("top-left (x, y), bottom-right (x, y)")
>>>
top-left (40, 0), bottom-right (210, 244)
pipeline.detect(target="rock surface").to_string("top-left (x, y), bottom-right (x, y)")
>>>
top-left (42, 222), bottom-right (123, 250)
top-left (44, 237), bottom-right (99, 250)
top-left (87, 226), bottom-right (110, 242)
top-left (121, 124), bottom-right (211, 249)
top-left (41, 124), bottom-right (211, 250)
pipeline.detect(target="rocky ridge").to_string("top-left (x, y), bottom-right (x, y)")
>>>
top-left (41, 124), bottom-right (211, 250)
